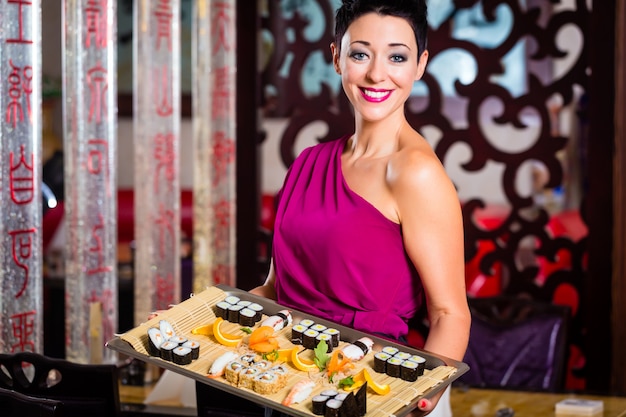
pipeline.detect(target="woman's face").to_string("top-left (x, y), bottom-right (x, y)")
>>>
top-left (332, 13), bottom-right (428, 123)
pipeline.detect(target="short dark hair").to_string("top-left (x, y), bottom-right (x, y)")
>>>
top-left (334, 0), bottom-right (428, 58)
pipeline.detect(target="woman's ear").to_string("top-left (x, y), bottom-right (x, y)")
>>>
top-left (330, 42), bottom-right (341, 75)
top-left (415, 50), bottom-right (429, 81)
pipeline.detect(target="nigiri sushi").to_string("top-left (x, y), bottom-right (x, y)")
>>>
top-left (262, 310), bottom-right (292, 331)
top-left (208, 351), bottom-right (238, 378)
top-left (340, 337), bottom-right (374, 361)
top-left (282, 379), bottom-right (315, 406)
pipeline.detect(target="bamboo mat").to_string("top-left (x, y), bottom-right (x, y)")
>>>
top-left (118, 286), bottom-right (459, 417)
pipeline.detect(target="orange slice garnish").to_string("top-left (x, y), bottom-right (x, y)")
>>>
top-left (212, 317), bottom-right (243, 347)
top-left (290, 346), bottom-right (319, 373)
top-left (361, 368), bottom-right (390, 395)
top-left (191, 323), bottom-right (213, 337)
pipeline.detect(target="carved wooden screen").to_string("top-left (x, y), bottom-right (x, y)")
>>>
top-left (260, 0), bottom-right (591, 390)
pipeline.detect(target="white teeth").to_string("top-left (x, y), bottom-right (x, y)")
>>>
top-left (363, 89), bottom-right (389, 99)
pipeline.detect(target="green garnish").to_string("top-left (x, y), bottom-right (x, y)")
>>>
top-left (314, 340), bottom-right (330, 371)
top-left (240, 327), bottom-right (252, 334)
top-left (338, 376), bottom-right (355, 389)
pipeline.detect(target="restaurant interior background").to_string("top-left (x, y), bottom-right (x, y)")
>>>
top-left (38, 0), bottom-right (625, 398)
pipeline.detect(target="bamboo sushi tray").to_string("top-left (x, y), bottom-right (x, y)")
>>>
top-left (106, 285), bottom-right (469, 417)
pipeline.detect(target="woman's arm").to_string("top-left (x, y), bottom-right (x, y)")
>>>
top-left (249, 259), bottom-right (277, 300)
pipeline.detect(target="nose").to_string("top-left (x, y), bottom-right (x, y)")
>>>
top-left (366, 57), bottom-right (386, 83)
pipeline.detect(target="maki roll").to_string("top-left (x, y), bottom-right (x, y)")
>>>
top-left (291, 324), bottom-right (307, 344)
top-left (159, 340), bottom-right (178, 361)
top-left (238, 367), bottom-right (260, 389)
top-left (237, 300), bottom-right (252, 308)
top-left (214, 301), bottom-right (231, 319)
top-left (316, 333), bottom-right (334, 353)
top-left (248, 303), bottom-right (264, 322)
top-left (225, 361), bottom-right (246, 384)
top-left (386, 357), bottom-right (403, 378)
top-left (312, 394), bottom-right (328, 415)
top-left (239, 308), bottom-right (257, 327)
top-left (182, 340), bottom-right (200, 360)
top-left (172, 346), bottom-right (193, 365)
top-left (147, 327), bottom-right (164, 356)
top-left (324, 399), bottom-right (342, 417)
top-left (382, 346), bottom-right (399, 356)
top-left (239, 353), bottom-right (257, 365)
top-left (409, 355), bottom-right (426, 376)
top-left (252, 359), bottom-right (272, 371)
top-left (269, 364), bottom-right (289, 385)
top-left (395, 351), bottom-right (411, 361)
top-left (373, 352), bottom-right (391, 373)
top-left (169, 335), bottom-right (187, 346)
top-left (298, 318), bottom-right (315, 328)
top-left (339, 392), bottom-right (359, 417)
top-left (322, 328), bottom-right (340, 347)
top-left (320, 389), bottom-right (338, 398)
top-left (253, 371), bottom-right (281, 395)
top-left (310, 323), bottom-right (327, 333)
top-left (227, 304), bottom-right (244, 323)
top-left (400, 360), bottom-right (419, 382)
top-left (224, 295), bottom-right (240, 305)
top-left (159, 320), bottom-right (175, 340)
top-left (302, 329), bottom-right (319, 349)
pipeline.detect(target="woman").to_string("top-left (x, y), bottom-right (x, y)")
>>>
top-left (252, 0), bottom-right (470, 415)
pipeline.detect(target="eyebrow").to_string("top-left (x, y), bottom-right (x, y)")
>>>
top-left (350, 40), bottom-right (412, 50)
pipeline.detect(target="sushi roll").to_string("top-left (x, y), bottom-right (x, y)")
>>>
top-left (409, 355), bottom-right (426, 376)
top-left (322, 328), bottom-right (340, 347)
top-left (339, 392), bottom-right (359, 417)
top-left (252, 359), bottom-right (272, 371)
top-left (400, 360), bottom-right (419, 382)
top-left (310, 323), bottom-right (327, 333)
top-left (248, 303), bottom-right (264, 322)
top-left (214, 301), bottom-right (231, 319)
top-left (303, 329), bottom-right (319, 350)
top-left (182, 340), bottom-right (200, 360)
top-left (208, 351), bottom-right (239, 378)
top-left (395, 351), bottom-right (411, 361)
top-left (227, 304), bottom-right (244, 323)
top-left (312, 395), bottom-right (329, 415)
top-left (262, 309), bottom-right (292, 331)
top-left (334, 393), bottom-right (348, 402)
top-left (324, 399), bottom-right (342, 417)
top-left (320, 389), bottom-right (338, 398)
top-left (147, 327), bottom-right (164, 356)
top-left (172, 346), bottom-right (193, 365)
top-left (159, 320), bottom-right (176, 341)
top-left (340, 337), bottom-right (373, 361)
top-left (386, 357), bottom-right (403, 378)
top-left (355, 382), bottom-right (367, 416)
top-left (159, 340), bottom-right (178, 361)
top-left (291, 324), bottom-right (307, 344)
top-left (316, 333), bottom-right (334, 353)
top-left (239, 308), bottom-right (257, 327)
top-left (169, 335), bottom-right (187, 346)
top-left (237, 300), bottom-right (252, 308)
top-left (238, 367), bottom-right (260, 389)
top-left (382, 346), bottom-right (399, 356)
top-left (253, 371), bottom-right (281, 395)
top-left (224, 295), bottom-right (240, 305)
top-left (373, 352), bottom-right (391, 373)
top-left (298, 318), bottom-right (315, 328)
top-left (225, 361), bottom-right (246, 384)
top-left (269, 364), bottom-right (289, 385)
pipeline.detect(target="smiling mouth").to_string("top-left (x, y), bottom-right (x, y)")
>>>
top-left (361, 88), bottom-right (391, 102)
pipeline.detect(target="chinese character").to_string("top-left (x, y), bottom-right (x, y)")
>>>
top-left (85, 0), bottom-right (108, 48)
top-left (11, 310), bottom-right (36, 352)
top-left (155, 273), bottom-right (175, 310)
top-left (154, 204), bottom-right (175, 258)
top-left (7, 0), bottom-right (34, 44)
top-left (154, 65), bottom-right (173, 117)
top-left (211, 131), bottom-right (235, 186)
top-left (5, 60), bottom-right (33, 128)
top-left (154, 133), bottom-right (175, 193)
top-left (87, 215), bottom-right (113, 275)
top-left (9, 228), bottom-right (36, 298)
top-left (154, 0), bottom-right (173, 51)
top-left (86, 64), bottom-right (108, 123)
top-left (212, 2), bottom-right (233, 54)
top-left (9, 144), bottom-right (35, 205)
top-left (212, 67), bottom-right (232, 119)
top-left (86, 139), bottom-right (111, 196)
top-left (213, 199), bottom-right (232, 251)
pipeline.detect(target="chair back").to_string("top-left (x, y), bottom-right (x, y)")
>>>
top-left (0, 352), bottom-right (120, 417)
top-left (0, 386), bottom-right (62, 417)
top-left (459, 296), bottom-right (570, 392)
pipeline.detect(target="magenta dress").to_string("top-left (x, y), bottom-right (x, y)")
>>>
top-left (273, 136), bottom-right (424, 340)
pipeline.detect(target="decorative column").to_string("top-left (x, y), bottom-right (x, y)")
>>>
top-left (63, 0), bottom-right (117, 364)
top-left (0, 0), bottom-right (42, 354)
top-left (192, 0), bottom-right (237, 292)
top-left (133, 0), bottom-right (181, 325)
